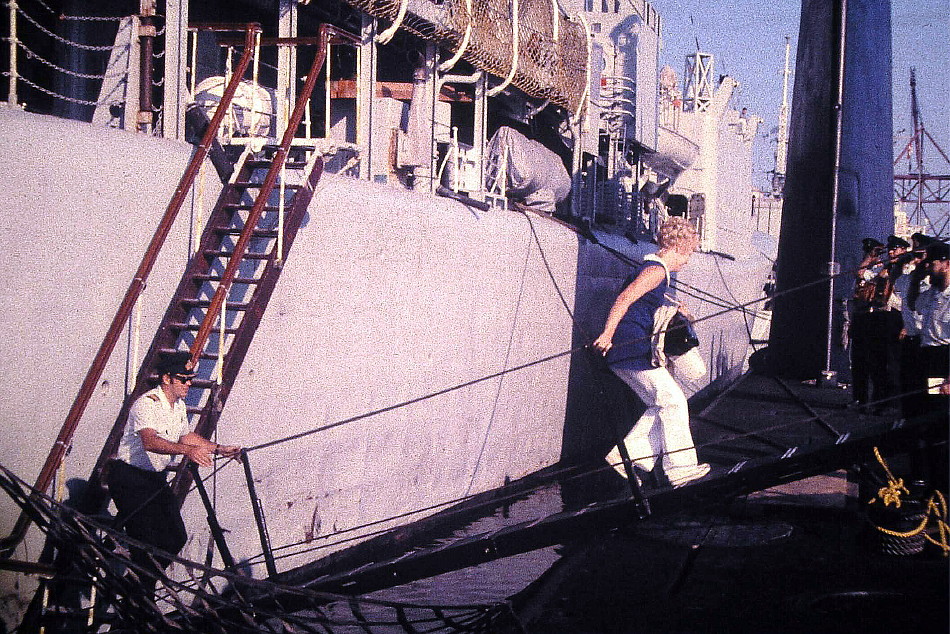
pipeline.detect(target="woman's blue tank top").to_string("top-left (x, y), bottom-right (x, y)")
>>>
top-left (606, 257), bottom-right (670, 371)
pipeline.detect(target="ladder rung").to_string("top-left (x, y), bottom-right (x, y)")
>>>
top-left (212, 227), bottom-right (279, 238)
top-left (158, 347), bottom-right (221, 361)
top-left (234, 181), bottom-right (302, 190)
top-left (203, 249), bottom-right (272, 260)
top-left (247, 159), bottom-right (308, 169)
top-left (145, 374), bottom-right (216, 389)
top-left (192, 274), bottom-right (261, 284)
top-left (223, 203), bottom-right (281, 212)
top-left (168, 322), bottom-right (238, 335)
top-left (180, 299), bottom-right (250, 311)
top-left (260, 144), bottom-right (316, 154)
top-left (169, 322), bottom-right (240, 334)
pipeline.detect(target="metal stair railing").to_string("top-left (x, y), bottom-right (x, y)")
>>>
top-left (166, 22), bottom-right (361, 527)
top-left (0, 23), bottom-right (263, 556)
top-left (73, 24), bottom-right (357, 522)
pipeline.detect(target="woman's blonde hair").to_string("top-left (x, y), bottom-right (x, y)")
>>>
top-left (657, 216), bottom-right (699, 253)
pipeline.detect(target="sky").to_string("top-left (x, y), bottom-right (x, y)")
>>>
top-left (648, 0), bottom-right (950, 191)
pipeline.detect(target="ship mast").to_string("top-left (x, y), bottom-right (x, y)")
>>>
top-left (910, 69), bottom-right (924, 224)
top-left (772, 36), bottom-right (791, 195)
top-left (893, 69), bottom-right (950, 236)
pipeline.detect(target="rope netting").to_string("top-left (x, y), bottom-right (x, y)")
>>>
top-left (342, 0), bottom-right (588, 114)
top-left (0, 463), bottom-right (516, 633)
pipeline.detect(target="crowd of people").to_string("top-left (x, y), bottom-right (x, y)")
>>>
top-left (849, 233), bottom-right (949, 486)
top-left (849, 233), bottom-right (949, 414)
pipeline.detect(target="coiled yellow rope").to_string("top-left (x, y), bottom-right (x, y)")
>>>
top-left (867, 447), bottom-right (949, 557)
top-left (870, 447), bottom-right (909, 508)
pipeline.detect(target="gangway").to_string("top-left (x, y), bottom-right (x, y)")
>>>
top-left (0, 368), bottom-right (943, 631)
top-left (278, 370), bottom-right (945, 596)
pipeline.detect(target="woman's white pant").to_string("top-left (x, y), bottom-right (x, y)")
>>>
top-left (609, 365), bottom-right (698, 471)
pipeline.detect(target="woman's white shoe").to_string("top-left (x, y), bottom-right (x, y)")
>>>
top-left (666, 463), bottom-right (711, 488)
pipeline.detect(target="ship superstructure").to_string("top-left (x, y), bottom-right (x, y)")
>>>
top-left (0, 0), bottom-right (775, 629)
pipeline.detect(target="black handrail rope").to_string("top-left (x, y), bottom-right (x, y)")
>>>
top-left (0, 463), bottom-right (506, 618)
top-left (167, 239), bottom-right (931, 570)
top-left (595, 238), bottom-right (757, 314)
top-left (520, 210), bottom-right (589, 339)
top-left (243, 256), bottom-right (849, 456)
top-left (231, 380), bottom-right (946, 572)
top-left (713, 254), bottom-right (757, 345)
top-left (244, 346), bottom-right (575, 453)
top-left (465, 220), bottom-right (533, 496)
top-left (228, 269), bottom-right (945, 566)
top-left (241, 220), bottom-right (768, 460)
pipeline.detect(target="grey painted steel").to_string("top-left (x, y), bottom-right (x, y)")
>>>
top-left (0, 114), bottom-right (770, 606)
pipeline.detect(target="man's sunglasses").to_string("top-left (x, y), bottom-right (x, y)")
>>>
top-left (173, 374), bottom-right (195, 383)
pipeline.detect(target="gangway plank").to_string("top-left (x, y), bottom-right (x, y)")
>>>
top-left (269, 371), bottom-right (942, 598)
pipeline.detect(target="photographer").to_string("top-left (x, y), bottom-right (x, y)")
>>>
top-left (850, 237), bottom-right (899, 413)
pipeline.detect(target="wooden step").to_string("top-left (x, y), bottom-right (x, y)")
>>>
top-left (233, 181), bottom-right (302, 190)
top-left (203, 249), bottom-right (272, 260)
top-left (246, 159), bottom-right (308, 169)
top-left (169, 322), bottom-right (239, 334)
top-left (158, 347), bottom-right (223, 361)
top-left (192, 274), bottom-right (261, 284)
top-left (212, 227), bottom-right (279, 238)
top-left (258, 144), bottom-right (315, 157)
top-left (180, 299), bottom-right (251, 311)
top-left (223, 203), bottom-right (281, 213)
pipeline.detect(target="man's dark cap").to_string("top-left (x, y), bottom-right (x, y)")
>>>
top-left (924, 241), bottom-right (950, 263)
top-left (886, 235), bottom-right (910, 250)
top-left (912, 233), bottom-right (936, 248)
top-left (156, 351), bottom-right (196, 377)
top-left (862, 238), bottom-right (884, 252)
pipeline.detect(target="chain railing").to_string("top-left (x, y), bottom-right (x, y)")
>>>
top-left (3, 0), bottom-right (138, 115)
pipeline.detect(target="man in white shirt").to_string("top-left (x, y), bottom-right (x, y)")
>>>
top-left (894, 237), bottom-right (932, 419)
top-left (918, 241), bottom-right (950, 388)
top-left (107, 351), bottom-right (240, 593)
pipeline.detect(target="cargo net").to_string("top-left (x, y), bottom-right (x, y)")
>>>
top-left (343, 0), bottom-right (588, 114)
top-left (0, 464), bottom-right (518, 633)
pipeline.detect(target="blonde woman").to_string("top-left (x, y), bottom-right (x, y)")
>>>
top-left (592, 217), bottom-right (710, 487)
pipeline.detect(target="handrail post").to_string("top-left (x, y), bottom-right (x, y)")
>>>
top-left (137, 1), bottom-right (157, 133)
top-left (188, 463), bottom-right (237, 571)
top-left (0, 22), bottom-right (263, 556)
top-left (7, 0), bottom-right (17, 106)
top-left (240, 450), bottom-right (277, 577)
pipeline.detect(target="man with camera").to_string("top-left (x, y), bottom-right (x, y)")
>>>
top-left (850, 237), bottom-right (900, 413)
